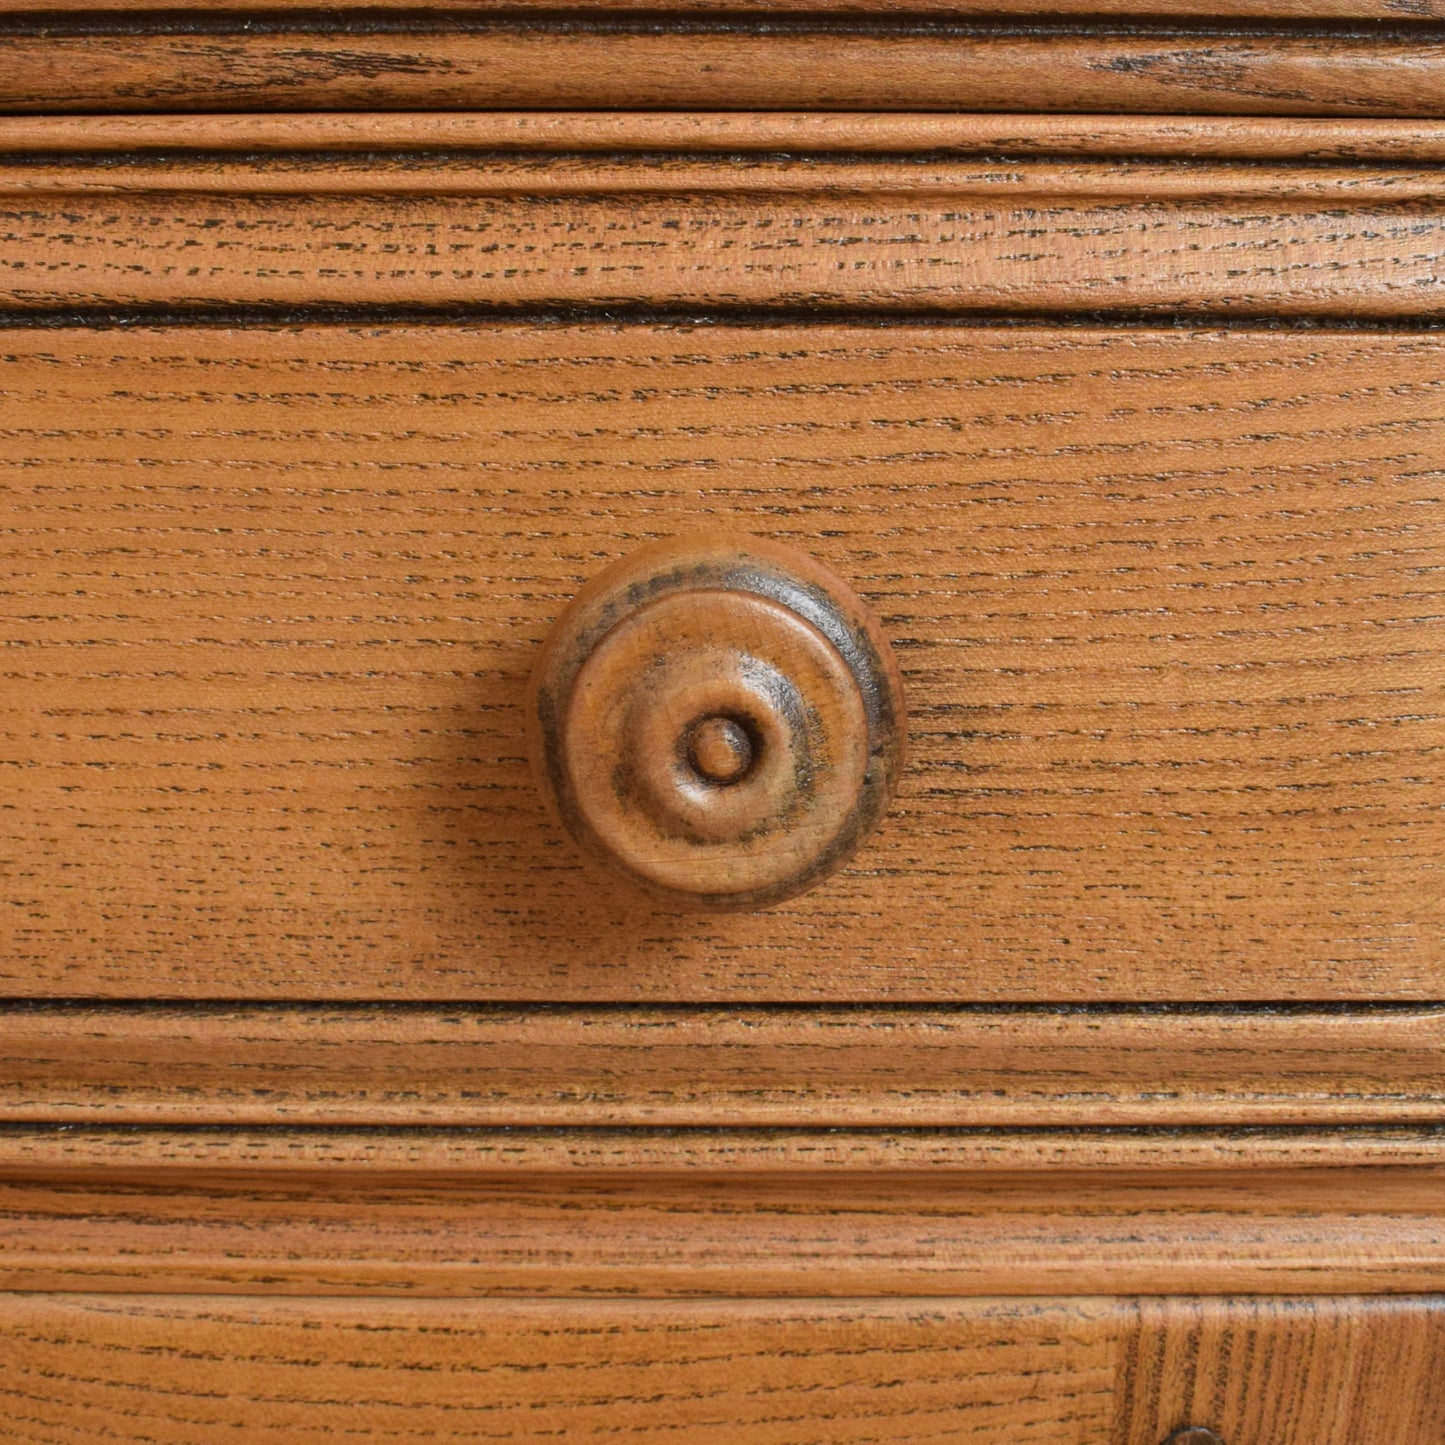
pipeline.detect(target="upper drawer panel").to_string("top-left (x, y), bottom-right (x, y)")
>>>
top-left (3, 321), bottom-right (1440, 1001)
top-left (0, 14), bottom-right (1442, 116)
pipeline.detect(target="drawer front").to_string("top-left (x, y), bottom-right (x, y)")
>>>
top-left (3, 98), bottom-right (1443, 1445)
top-left (3, 1294), bottom-right (1441, 1445)
top-left (2, 322), bottom-right (1440, 999)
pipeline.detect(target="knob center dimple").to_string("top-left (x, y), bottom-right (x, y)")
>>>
top-left (687, 715), bottom-right (756, 786)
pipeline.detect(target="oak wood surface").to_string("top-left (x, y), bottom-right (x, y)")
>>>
top-left (2, 323), bottom-right (1440, 1001)
top-left (1, 0), bottom-right (1439, 12)
top-left (7, 160), bottom-right (1445, 314)
top-left (1, 1129), bottom-right (1442, 1296)
top-left (0, 64), bottom-right (1433, 1445)
top-left (3, 1293), bottom-right (1440, 1445)
top-left (10, 1125), bottom-right (1442, 1175)
top-left (12, 112), bottom-right (1445, 162)
top-left (1, 26), bottom-right (1444, 117)
top-left (11, 153), bottom-right (1445, 199)
top-left (0, 1295), bottom-right (1119, 1445)
top-left (1117, 1296), bottom-right (1445, 1445)
top-left (3, 1006), bottom-right (1442, 1127)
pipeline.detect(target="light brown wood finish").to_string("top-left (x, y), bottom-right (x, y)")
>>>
top-left (1, 25), bottom-right (1444, 116)
top-left (1118, 1297), bottom-right (1445, 1445)
top-left (11, 1125), bottom-right (1442, 1174)
top-left (0, 45), bottom-right (1436, 1445)
top-left (2, 324), bottom-right (1440, 1000)
top-left (0, 1295), bottom-right (1121, 1445)
top-left (7, 158), bottom-right (1445, 312)
top-left (1, 0), bottom-right (1440, 12)
top-left (11, 153), bottom-right (1445, 199)
top-left (2, 1006), bottom-right (1442, 1126)
top-left (1, 1129), bottom-right (1442, 1296)
top-left (2, 1293), bottom-right (1440, 1445)
top-left (13, 112), bottom-right (1445, 162)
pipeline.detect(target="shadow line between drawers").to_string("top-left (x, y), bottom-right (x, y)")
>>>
top-left (5, 306), bottom-right (1445, 331)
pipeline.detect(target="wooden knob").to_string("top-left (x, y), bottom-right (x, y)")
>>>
top-left (529, 534), bottom-right (905, 910)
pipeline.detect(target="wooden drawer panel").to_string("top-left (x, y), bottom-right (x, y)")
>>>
top-left (2, 323), bottom-right (1440, 1000)
top-left (2, 1293), bottom-right (1441, 1445)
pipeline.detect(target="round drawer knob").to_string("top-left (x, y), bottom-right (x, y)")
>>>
top-left (529, 533), bottom-right (905, 910)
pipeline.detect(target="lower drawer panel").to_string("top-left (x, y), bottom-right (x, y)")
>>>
top-left (2, 1294), bottom-right (1440, 1445)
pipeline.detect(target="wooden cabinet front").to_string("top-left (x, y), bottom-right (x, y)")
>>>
top-left (4, 319), bottom-right (1440, 1002)
top-left (2, 24), bottom-right (1443, 1440)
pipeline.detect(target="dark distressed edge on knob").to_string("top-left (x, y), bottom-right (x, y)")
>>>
top-left (528, 533), bottom-right (906, 910)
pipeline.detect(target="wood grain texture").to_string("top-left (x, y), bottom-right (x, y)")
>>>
top-left (3, 1293), bottom-right (1440, 1445)
top-left (0, 1295), bottom-right (1122, 1444)
top-left (1, 26), bottom-right (1444, 117)
top-left (2, 1006), bottom-right (1442, 1126)
top-left (10, 1125), bottom-right (1442, 1174)
top-left (1120, 1296), bottom-right (1445, 1445)
top-left (0, 1295), bottom-right (1116, 1445)
top-left (7, 160), bottom-right (1445, 313)
top-left (2, 0), bottom-right (1441, 13)
top-left (12, 112), bottom-right (1445, 162)
top-left (1, 324), bottom-right (1440, 1001)
top-left (0, 1128), bottom-right (1442, 1296)
top-left (10, 153), bottom-right (1445, 200)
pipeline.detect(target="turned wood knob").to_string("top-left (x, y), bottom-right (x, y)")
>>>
top-left (529, 534), bottom-right (905, 910)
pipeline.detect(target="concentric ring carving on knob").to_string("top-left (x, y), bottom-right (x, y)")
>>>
top-left (528, 533), bottom-right (906, 910)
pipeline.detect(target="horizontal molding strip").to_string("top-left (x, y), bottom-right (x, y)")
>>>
top-left (6, 155), bottom-right (1445, 199)
top-left (0, 1127), bottom-right (1442, 1296)
top-left (4, 306), bottom-right (1442, 329)
top-left (0, 0), bottom-right (1441, 15)
top-left (6, 161), bottom-right (1445, 314)
top-left (3, 1006), bottom-right (1443, 1127)
top-left (10, 112), bottom-right (1445, 162)
top-left (0, 26), bottom-right (1442, 116)
top-left (9, 1124), bottom-right (1445, 1174)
